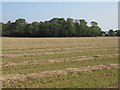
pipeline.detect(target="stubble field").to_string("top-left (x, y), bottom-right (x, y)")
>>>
top-left (2, 37), bottom-right (119, 88)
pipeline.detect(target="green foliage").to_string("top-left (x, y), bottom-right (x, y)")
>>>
top-left (115, 30), bottom-right (120, 36)
top-left (90, 21), bottom-right (102, 37)
top-left (90, 21), bottom-right (98, 26)
top-left (108, 29), bottom-right (115, 36)
top-left (0, 22), bottom-right (2, 36)
top-left (2, 18), bottom-right (103, 37)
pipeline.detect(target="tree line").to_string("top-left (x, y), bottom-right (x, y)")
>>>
top-left (1, 18), bottom-right (120, 37)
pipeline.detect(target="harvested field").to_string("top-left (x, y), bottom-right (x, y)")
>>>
top-left (2, 37), bottom-right (118, 88)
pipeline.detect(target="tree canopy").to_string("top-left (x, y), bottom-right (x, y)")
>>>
top-left (1, 18), bottom-right (119, 37)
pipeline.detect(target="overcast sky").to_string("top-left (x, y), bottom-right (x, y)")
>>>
top-left (2, 2), bottom-right (118, 31)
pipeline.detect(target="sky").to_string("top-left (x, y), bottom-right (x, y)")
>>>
top-left (1, 0), bottom-right (119, 2)
top-left (2, 2), bottom-right (118, 31)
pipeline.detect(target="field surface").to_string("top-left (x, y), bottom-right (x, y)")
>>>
top-left (2, 37), bottom-right (118, 88)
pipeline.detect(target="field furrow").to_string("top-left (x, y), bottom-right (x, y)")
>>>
top-left (2, 37), bottom-right (118, 88)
